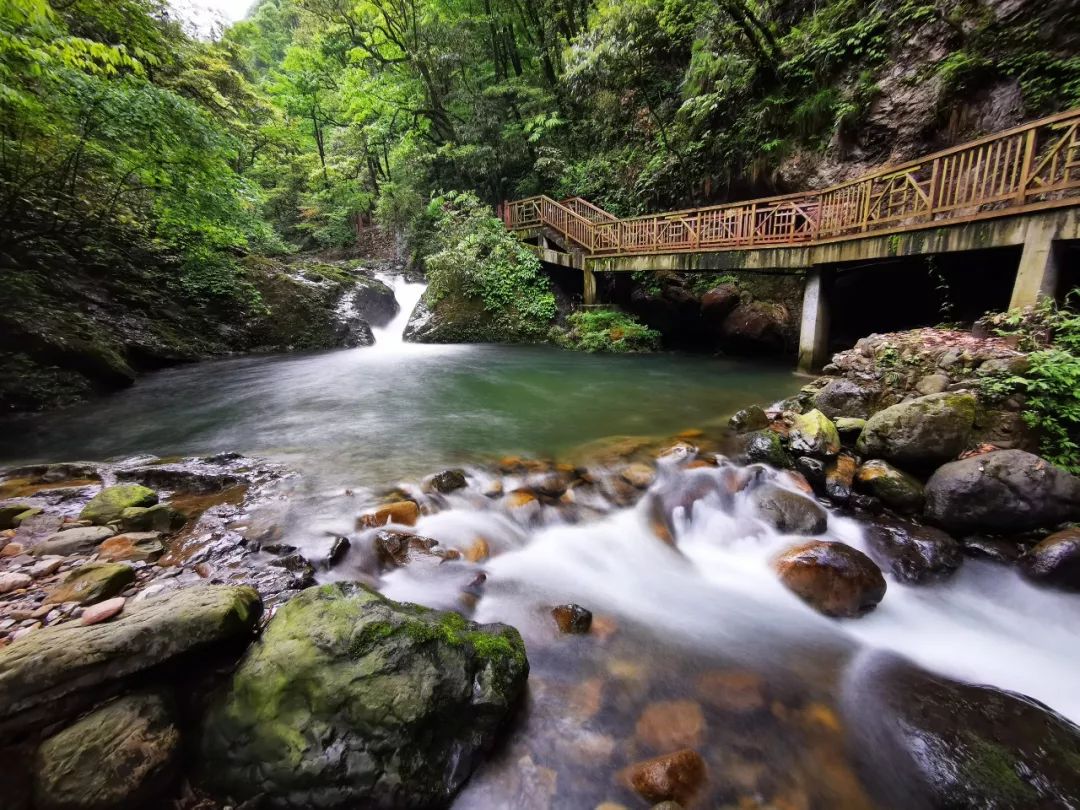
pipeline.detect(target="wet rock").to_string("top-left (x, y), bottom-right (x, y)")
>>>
top-left (729, 405), bottom-right (769, 433)
top-left (116, 464), bottom-right (242, 494)
top-left (119, 504), bottom-right (186, 533)
top-left (774, 541), bottom-right (886, 617)
top-left (864, 518), bottom-right (962, 583)
top-left (635, 700), bottom-right (706, 750)
top-left (0, 503), bottom-right (35, 530)
top-left (824, 453), bottom-right (856, 502)
top-left (0, 585), bottom-right (261, 733)
top-left (80, 596), bottom-right (126, 625)
top-left (44, 563), bottom-right (135, 606)
top-left (79, 484), bottom-right (158, 525)
top-left (96, 532), bottom-right (165, 562)
top-left (1020, 528), bottom-right (1080, 591)
top-left (751, 485), bottom-right (828, 534)
top-left (846, 652), bottom-right (1080, 810)
top-left (854, 460), bottom-right (925, 512)
top-left (352, 275), bottom-right (400, 327)
top-left (621, 463), bottom-right (656, 489)
top-left (794, 457), bottom-right (825, 489)
top-left (552, 604), bottom-right (592, 634)
top-left (622, 749), bottom-right (706, 806)
top-left (834, 416), bottom-right (866, 446)
top-left (200, 582), bottom-right (528, 808)
top-left (33, 690), bottom-right (180, 810)
top-left (789, 409), bottom-right (841, 457)
top-left (30, 526), bottom-right (115, 557)
top-left (738, 430), bottom-right (791, 469)
top-left (924, 450), bottom-right (1080, 533)
top-left (813, 378), bottom-right (878, 420)
top-left (357, 499), bottom-right (420, 528)
top-left (0, 572), bottom-right (32, 594)
top-left (961, 536), bottom-right (1022, 564)
top-left (267, 553), bottom-right (317, 586)
top-left (373, 530), bottom-right (440, 569)
top-left (856, 392), bottom-right (976, 467)
top-left (465, 537), bottom-right (490, 563)
top-left (695, 669), bottom-right (766, 714)
top-left (328, 535), bottom-right (350, 567)
top-left (423, 469), bottom-right (468, 494)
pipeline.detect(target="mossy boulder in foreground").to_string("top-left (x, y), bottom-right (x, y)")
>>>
top-left (200, 582), bottom-right (529, 809)
top-left (79, 484), bottom-right (158, 525)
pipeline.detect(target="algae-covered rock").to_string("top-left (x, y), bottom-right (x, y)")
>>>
top-left (119, 504), bottom-right (186, 533)
top-left (33, 690), bottom-right (180, 810)
top-left (856, 392), bottom-right (976, 467)
top-left (200, 582), bottom-right (529, 809)
top-left (80, 485), bottom-right (158, 525)
top-left (0, 503), bottom-right (35, 530)
top-left (855, 460), bottom-right (925, 512)
top-left (835, 417), bottom-right (866, 445)
top-left (44, 563), bottom-right (135, 606)
top-left (788, 409), bottom-right (841, 457)
top-left (924, 450), bottom-right (1080, 533)
top-left (729, 405), bottom-right (769, 433)
top-left (738, 429), bottom-right (791, 469)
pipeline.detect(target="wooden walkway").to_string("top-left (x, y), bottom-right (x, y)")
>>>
top-left (502, 108), bottom-right (1080, 257)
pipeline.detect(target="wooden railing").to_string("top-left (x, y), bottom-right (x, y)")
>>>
top-left (503, 107), bottom-right (1080, 256)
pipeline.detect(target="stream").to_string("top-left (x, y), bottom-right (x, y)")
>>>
top-left (3, 276), bottom-right (1080, 808)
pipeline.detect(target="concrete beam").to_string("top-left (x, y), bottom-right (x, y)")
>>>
top-left (798, 267), bottom-right (832, 374)
top-left (1009, 218), bottom-right (1062, 309)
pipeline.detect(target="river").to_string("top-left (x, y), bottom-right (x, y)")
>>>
top-left (3, 277), bottom-right (1080, 808)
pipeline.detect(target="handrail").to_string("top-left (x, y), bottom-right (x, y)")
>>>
top-left (504, 106), bottom-right (1080, 257)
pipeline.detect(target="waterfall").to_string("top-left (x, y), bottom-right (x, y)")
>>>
top-left (371, 273), bottom-right (427, 348)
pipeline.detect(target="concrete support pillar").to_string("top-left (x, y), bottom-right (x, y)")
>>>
top-left (582, 267), bottom-right (597, 306)
top-left (1009, 219), bottom-right (1061, 309)
top-left (798, 267), bottom-right (832, 374)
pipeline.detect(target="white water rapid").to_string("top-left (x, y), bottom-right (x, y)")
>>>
top-left (371, 272), bottom-right (427, 347)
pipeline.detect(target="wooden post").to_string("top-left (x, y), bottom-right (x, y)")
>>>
top-left (1016, 127), bottom-right (1037, 203)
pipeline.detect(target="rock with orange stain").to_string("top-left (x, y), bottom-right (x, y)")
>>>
top-left (798, 702), bottom-right (842, 733)
top-left (356, 500), bottom-right (420, 529)
top-left (695, 669), bottom-right (766, 714)
top-left (774, 541), bottom-right (886, 618)
top-left (567, 677), bottom-right (605, 720)
top-left (464, 537), bottom-right (490, 562)
top-left (635, 700), bottom-right (706, 750)
top-left (621, 748), bottom-right (707, 805)
top-left (552, 603), bottom-right (592, 634)
top-left (782, 470), bottom-right (814, 495)
top-left (1, 541), bottom-right (26, 557)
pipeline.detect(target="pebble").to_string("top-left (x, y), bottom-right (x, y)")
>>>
top-left (0, 572), bottom-right (32, 594)
top-left (0, 542), bottom-right (25, 557)
top-left (81, 596), bottom-right (126, 626)
top-left (29, 558), bottom-right (63, 578)
top-left (0, 618), bottom-right (15, 631)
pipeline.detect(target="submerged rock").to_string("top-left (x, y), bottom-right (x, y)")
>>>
top-left (33, 690), bottom-right (180, 810)
top-left (200, 582), bottom-right (528, 808)
top-left (621, 748), bottom-right (706, 806)
top-left (856, 392), bottom-right (976, 467)
top-left (864, 518), bottom-right (962, 583)
top-left (751, 485), bottom-right (828, 535)
top-left (1020, 528), bottom-right (1080, 592)
top-left (79, 484), bottom-right (158, 525)
top-left (924, 450), bottom-right (1080, 533)
top-left (774, 541), bottom-right (886, 617)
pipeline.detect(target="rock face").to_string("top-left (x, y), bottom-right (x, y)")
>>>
top-left (200, 582), bottom-right (529, 809)
top-left (864, 519), bottom-right (962, 583)
top-left (856, 392), bottom-right (976, 467)
top-left (0, 585), bottom-right (261, 732)
top-left (351, 275), bottom-right (399, 327)
top-left (774, 541), bottom-right (886, 617)
top-left (34, 690), bottom-right (180, 810)
top-left (924, 450), bottom-right (1080, 533)
top-left (1020, 528), bottom-right (1080, 592)
top-left (854, 460), bottom-right (925, 512)
top-left (80, 484), bottom-right (158, 525)
top-left (700, 283), bottom-right (740, 322)
top-left (846, 653), bottom-right (1080, 809)
top-left (751, 485), bottom-right (828, 534)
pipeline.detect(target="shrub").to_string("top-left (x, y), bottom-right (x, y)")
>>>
top-left (555, 308), bottom-right (661, 353)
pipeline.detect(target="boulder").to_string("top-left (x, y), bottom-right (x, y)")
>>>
top-left (700, 283), bottom-right (740, 322)
top-left (0, 572), bottom-right (31, 594)
top-left (728, 405), bottom-right (769, 433)
top-left (720, 301), bottom-right (789, 351)
top-left (80, 485), bottom-right (158, 525)
top-left (0, 585), bottom-right (261, 732)
top-left (788, 409), bottom-right (841, 457)
top-left (812, 378), bottom-right (878, 419)
top-left (119, 504), bottom-right (186, 533)
top-left (824, 453), bottom-right (856, 502)
top-left (835, 417), bottom-right (866, 445)
top-left (371, 530), bottom-right (443, 569)
top-left (621, 749), bottom-right (706, 806)
top-left (30, 526), bottom-right (115, 557)
top-left (846, 652), bottom-right (1080, 809)
top-left (738, 430), bottom-right (791, 469)
top-left (200, 582), bottom-right (528, 808)
top-left (44, 563), bottom-right (135, 606)
top-left (33, 691), bottom-right (180, 810)
top-left (751, 485), bottom-right (828, 535)
top-left (352, 275), bottom-right (399, 328)
top-left (864, 519), bottom-right (962, 583)
top-left (961, 536), bottom-right (1023, 564)
top-left (423, 469), bottom-right (467, 494)
top-left (96, 532), bottom-right (165, 563)
top-left (914, 373), bottom-right (950, 395)
top-left (0, 503), bottom-right (35, 530)
top-left (357, 500), bottom-right (420, 529)
top-left (856, 392), bottom-right (976, 467)
top-left (854, 460), bottom-right (925, 512)
top-left (774, 541), bottom-right (886, 617)
top-left (924, 450), bottom-right (1080, 533)
top-left (1020, 528), bottom-right (1080, 591)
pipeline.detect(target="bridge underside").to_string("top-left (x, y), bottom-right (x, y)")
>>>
top-left (526, 208), bottom-right (1078, 372)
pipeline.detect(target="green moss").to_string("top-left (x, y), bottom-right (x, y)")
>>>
top-left (553, 307), bottom-right (660, 353)
top-left (961, 735), bottom-right (1037, 804)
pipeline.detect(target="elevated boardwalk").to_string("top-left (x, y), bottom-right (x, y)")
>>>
top-left (501, 107), bottom-right (1080, 370)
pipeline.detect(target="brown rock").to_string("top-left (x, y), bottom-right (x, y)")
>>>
top-left (464, 537), bottom-right (490, 563)
top-left (81, 597), bottom-right (126, 626)
top-left (356, 500), bottom-right (419, 529)
top-left (695, 669), bottom-right (766, 714)
top-left (774, 541), bottom-right (887, 618)
top-left (97, 532), bottom-right (165, 563)
top-left (552, 603), bottom-right (592, 634)
top-left (372, 531), bottom-right (440, 569)
top-left (635, 700), bottom-right (706, 750)
top-left (506, 489), bottom-right (538, 509)
top-left (1, 542), bottom-right (25, 557)
top-left (622, 748), bottom-right (707, 805)
top-left (568, 677), bottom-right (605, 721)
top-left (621, 463), bottom-right (656, 489)
top-left (0, 572), bottom-right (32, 594)
top-left (45, 563), bottom-right (135, 606)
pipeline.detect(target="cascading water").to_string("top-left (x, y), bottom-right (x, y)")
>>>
top-left (371, 272), bottom-right (427, 348)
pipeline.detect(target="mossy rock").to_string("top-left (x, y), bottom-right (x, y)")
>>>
top-left (44, 563), bottom-right (135, 606)
top-left (80, 485), bottom-right (158, 525)
top-left (855, 460), bottom-right (925, 513)
top-left (119, 504), bottom-right (186, 533)
top-left (856, 392), bottom-right (976, 468)
top-left (0, 503), bottom-right (35, 530)
top-left (738, 429), bottom-right (792, 469)
top-left (200, 582), bottom-right (529, 808)
top-left (788, 409), bottom-right (841, 457)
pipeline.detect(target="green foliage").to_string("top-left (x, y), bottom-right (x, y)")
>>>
top-left (423, 191), bottom-right (556, 338)
top-left (555, 308), bottom-right (661, 353)
top-left (980, 299), bottom-right (1080, 473)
